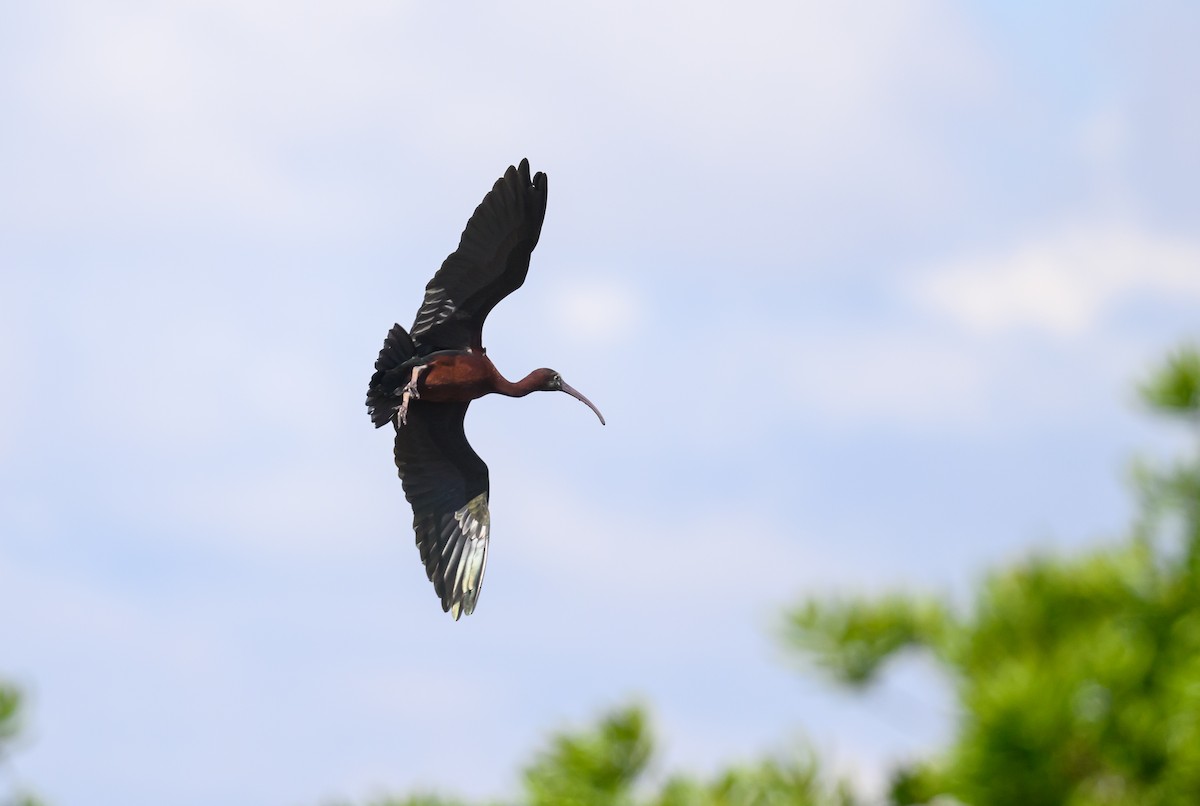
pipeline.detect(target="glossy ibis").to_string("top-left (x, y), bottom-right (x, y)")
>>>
top-left (366, 159), bottom-right (605, 620)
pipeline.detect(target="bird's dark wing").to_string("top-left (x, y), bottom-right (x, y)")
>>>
top-left (393, 400), bottom-right (491, 619)
top-left (410, 158), bottom-right (548, 352)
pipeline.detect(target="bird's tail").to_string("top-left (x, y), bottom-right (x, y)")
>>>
top-left (366, 323), bottom-right (417, 428)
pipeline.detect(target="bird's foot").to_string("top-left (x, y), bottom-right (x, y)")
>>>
top-left (397, 365), bottom-right (425, 426)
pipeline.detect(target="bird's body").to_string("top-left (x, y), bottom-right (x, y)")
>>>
top-left (398, 351), bottom-right (558, 403)
top-left (366, 159), bottom-right (604, 620)
top-left (406, 350), bottom-right (502, 403)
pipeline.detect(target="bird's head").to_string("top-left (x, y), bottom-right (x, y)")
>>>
top-left (533, 369), bottom-right (606, 425)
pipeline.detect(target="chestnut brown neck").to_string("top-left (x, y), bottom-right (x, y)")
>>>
top-left (492, 368), bottom-right (550, 398)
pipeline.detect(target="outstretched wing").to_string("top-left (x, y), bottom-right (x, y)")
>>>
top-left (393, 400), bottom-right (491, 619)
top-left (410, 158), bottom-right (548, 352)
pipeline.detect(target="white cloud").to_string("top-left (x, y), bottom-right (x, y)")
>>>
top-left (780, 330), bottom-right (991, 429)
top-left (1078, 102), bottom-right (1131, 177)
top-left (513, 0), bottom-right (987, 158)
top-left (549, 276), bottom-right (644, 346)
top-left (495, 465), bottom-right (875, 630)
top-left (690, 226), bottom-right (1200, 435)
top-left (0, 275), bottom-right (32, 458)
top-left (158, 458), bottom-right (397, 558)
top-left (913, 225), bottom-right (1200, 337)
top-left (9, 0), bottom-right (414, 235)
top-left (7, 0), bottom-right (993, 242)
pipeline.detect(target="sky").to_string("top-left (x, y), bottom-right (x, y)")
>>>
top-left (2, 1), bottom-right (1200, 804)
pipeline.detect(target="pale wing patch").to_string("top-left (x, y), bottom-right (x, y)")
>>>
top-left (449, 492), bottom-right (490, 620)
top-left (411, 286), bottom-right (457, 336)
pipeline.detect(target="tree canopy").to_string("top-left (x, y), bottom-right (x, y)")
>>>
top-left (0, 681), bottom-right (42, 806)
top-left (785, 345), bottom-right (1200, 805)
top-left (326, 705), bottom-right (854, 806)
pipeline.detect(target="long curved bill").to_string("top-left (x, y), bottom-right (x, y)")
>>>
top-left (560, 382), bottom-right (606, 425)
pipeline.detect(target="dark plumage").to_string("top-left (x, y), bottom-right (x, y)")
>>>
top-left (366, 159), bottom-right (604, 620)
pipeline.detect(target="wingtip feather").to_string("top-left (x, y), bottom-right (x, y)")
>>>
top-left (429, 493), bottom-right (490, 621)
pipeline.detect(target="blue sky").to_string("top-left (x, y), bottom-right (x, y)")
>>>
top-left (2, 1), bottom-right (1199, 803)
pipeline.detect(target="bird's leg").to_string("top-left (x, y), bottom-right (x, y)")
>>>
top-left (397, 365), bottom-right (427, 426)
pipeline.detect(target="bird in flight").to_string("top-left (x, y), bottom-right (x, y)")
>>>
top-left (366, 159), bottom-right (605, 620)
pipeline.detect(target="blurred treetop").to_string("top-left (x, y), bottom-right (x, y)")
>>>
top-left (327, 704), bottom-right (855, 806)
top-left (785, 345), bottom-right (1200, 805)
top-left (0, 682), bottom-right (42, 806)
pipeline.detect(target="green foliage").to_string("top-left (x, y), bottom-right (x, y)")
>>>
top-left (0, 684), bottom-right (20, 747)
top-left (3, 796), bottom-right (47, 806)
top-left (1139, 346), bottom-right (1200, 416)
top-left (783, 345), bottom-right (1200, 805)
top-left (656, 754), bottom-right (857, 806)
top-left (521, 706), bottom-right (854, 806)
top-left (332, 705), bottom-right (853, 806)
top-left (324, 795), bottom-right (471, 806)
top-left (0, 681), bottom-right (45, 806)
top-left (784, 595), bottom-right (952, 685)
top-left (523, 706), bottom-right (651, 806)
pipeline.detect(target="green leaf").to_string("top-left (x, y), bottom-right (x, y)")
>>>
top-left (1140, 346), bottom-right (1200, 415)
top-left (781, 595), bottom-right (950, 686)
top-left (522, 705), bottom-right (653, 806)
